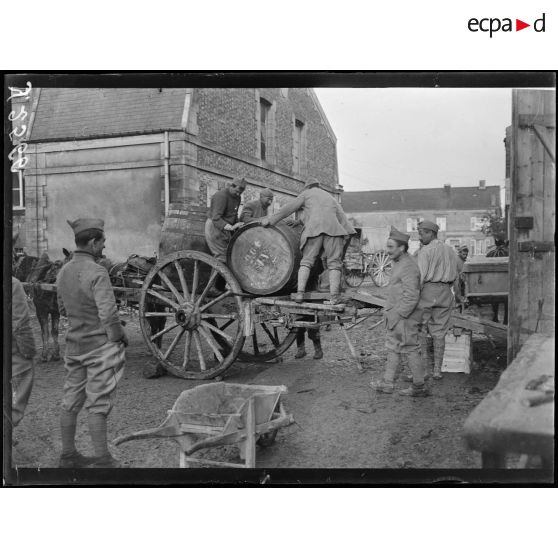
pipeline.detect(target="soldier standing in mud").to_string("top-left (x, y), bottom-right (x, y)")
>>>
top-left (415, 220), bottom-right (459, 381)
top-left (371, 227), bottom-right (428, 397)
top-left (56, 218), bottom-right (128, 468)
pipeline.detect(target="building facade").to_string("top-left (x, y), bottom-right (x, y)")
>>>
top-left (13, 88), bottom-right (339, 261)
top-left (342, 183), bottom-right (500, 256)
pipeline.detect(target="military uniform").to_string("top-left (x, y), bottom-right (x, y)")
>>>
top-left (56, 218), bottom-right (127, 467)
top-left (11, 277), bottom-right (36, 427)
top-left (266, 178), bottom-right (355, 303)
top-left (240, 189), bottom-right (273, 223)
top-left (372, 227), bottom-right (427, 396)
top-left (416, 221), bottom-right (459, 379)
top-left (205, 177), bottom-right (244, 263)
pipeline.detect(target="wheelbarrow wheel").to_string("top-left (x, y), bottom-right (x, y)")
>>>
top-left (139, 250), bottom-right (245, 380)
top-left (256, 430), bottom-right (278, 447)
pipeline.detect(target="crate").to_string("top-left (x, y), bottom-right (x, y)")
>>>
top-left (442, 329), bottom-right (472, 374)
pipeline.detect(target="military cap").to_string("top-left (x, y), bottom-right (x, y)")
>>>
top-left (459, 245), bottom-right (469, 252)
top-left (417, 220), bottom-right (439, 233)
top-left (304, 177), bottom-right (320, 189)
top-left (260, 188), bottom-right (274, 199)
top-left (231, 176), bottom-right (247, 188)
top-left (67, 218), bottom-right (105, 235)
top-left (388, 226), bottom-right (410, 243)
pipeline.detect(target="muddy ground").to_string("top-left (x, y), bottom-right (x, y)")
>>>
top-left (11, 292), bottom-right (508, 471)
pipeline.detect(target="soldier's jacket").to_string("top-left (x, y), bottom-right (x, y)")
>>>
top-left (268, 187), bottom-right (356, 249)
top-left (240, 199), bottom-right (268, 223)
top-left (207, 188), bottom-right (240, 231)
top-left (57, 251), bottom-right (124, 356)
top-left (383, 252), bottom-right (422, 328)
top-left (12, 277), bottom-right (36, 362)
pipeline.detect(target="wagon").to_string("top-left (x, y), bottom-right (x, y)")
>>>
top-left (23, 220), bottom-right (384, 380)
top-left (113, 383), bottom-right (294, 468)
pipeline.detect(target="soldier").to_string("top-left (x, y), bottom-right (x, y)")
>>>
top-left (455, 245), bottom-right (469, 303)
top-left (415, 220), bottom-right (459, 380)
top-left (56, 218), bottom-right (128, 468)
top-left (371, 227), bottom-right (428, 397)
top-left (240, 188), bottom-right (274, 223)
top-left (11, 275), bottom-right (36, 428)
top-left (261, 178), bottom-right (355, 304)
top-left (205, 177), bottom-right (246, 263)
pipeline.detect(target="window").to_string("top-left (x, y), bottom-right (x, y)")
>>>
top-left (293, 119), bottom-right (305, 174)
top-left (474, 239), bottom-right (487, 255)
top-left (446, 238), bottom-right (461, 249)
top-left (259, 98), bottom-right (271, 160)
top-left (406, 217), bottom-right (423, 232)
top-left (13, 171), bottom-right (24, 209)
top-left (470, 216), bottom-right (487, 231)
top-left (436, 217), bottom-right (447, 231)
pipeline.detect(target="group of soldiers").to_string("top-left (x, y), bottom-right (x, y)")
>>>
top-left (10, 176), bottom-right (463, 468)
top-left (373, 221), bottom-right (463, 397)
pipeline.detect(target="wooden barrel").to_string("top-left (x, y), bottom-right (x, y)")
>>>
top-left (158, 204), bottom-right (209, 258)
top-left (227, 222), bottom-right (303, 295)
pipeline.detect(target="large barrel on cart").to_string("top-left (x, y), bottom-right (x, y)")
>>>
top-left (227, 222), bottom-right (304, 295)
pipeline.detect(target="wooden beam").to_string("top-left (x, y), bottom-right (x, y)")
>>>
top-left (451, 313), bottom-right (507, 341)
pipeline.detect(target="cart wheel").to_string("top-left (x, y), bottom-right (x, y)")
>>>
top-left (344, 268), bottom-right (364, 288)
top-left (238, 321), bottom-right (297, 363)
top-left (370, 251), bottom-right (392, 287)
top-left (139, 251), bottom-right (245, 380)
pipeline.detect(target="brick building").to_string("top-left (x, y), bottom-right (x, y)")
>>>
top-left (342, 183), bottom-right (501, 255)
top-left (13, 88), bottom-right (339, 261)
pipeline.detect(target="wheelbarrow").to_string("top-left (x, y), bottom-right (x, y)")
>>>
top-left (113, 383), bottom-right (294, 468)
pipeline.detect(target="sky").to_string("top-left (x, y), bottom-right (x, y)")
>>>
top-left (315, 88), bottom-right (512, 193)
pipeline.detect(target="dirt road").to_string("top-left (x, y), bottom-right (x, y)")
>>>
top-left (11, 301), bottom-right (506, 470)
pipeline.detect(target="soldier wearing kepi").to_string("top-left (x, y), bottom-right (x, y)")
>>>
top-left (205, 176), bottom-right (246, 263)
top-left (56, 218), bottom-right (128, 468)
top-left (415, 220), bottom-right (459, 380)
top-left (240, 188), bottom-right (274, 223)
top-left (371, 227), bottom-right (428, 397)
top-left (261, 178), bottom-right (355, 305)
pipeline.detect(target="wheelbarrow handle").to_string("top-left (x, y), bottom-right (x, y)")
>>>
top-left (113, 424), bottom-right (181, 445)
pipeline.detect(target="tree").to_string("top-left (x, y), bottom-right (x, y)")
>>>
top-left (481, 208), bottom-right (507, 246)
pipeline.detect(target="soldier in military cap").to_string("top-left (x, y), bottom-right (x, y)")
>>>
top-left (240, 187), bottom-right (274, 223)
top-left (371, 227), bottom-right (428, 397)
top-left (205, 176), bottom-right (247, 263)
top-left (56, 218), bottom-right (128, 468)
top-left (261, 178), bottom-right (355, 305)
top-left (415, 220), bottom-right (459, 380)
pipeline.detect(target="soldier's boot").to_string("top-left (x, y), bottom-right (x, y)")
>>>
top-left (88, 413), bottom-right (123, 468)
top-left (295, 329), bottom-right (307, 359)
top-left (293, 266), bottom-right (311, 303)
top-left (421, 335), bottom-right (434, 381)
top-left (324, 269), bottom-right (342, 305)
top-left (432, 337), bottom-right (445, 380)
top-left (370, 352), bottom-right (399, 394)
top-left (58, 410), bottom-right (96, 468)
top-left (312, 338), bottom-right (324, 360)
top-left (399, 350), bottom-right (429, 396)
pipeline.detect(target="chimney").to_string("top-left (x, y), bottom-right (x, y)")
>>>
top-left (443, 183), bottom-right (451, 195)
top-left (479, 180), bottom-right (486, 189)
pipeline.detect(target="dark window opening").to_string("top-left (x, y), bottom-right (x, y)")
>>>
top-left (294, 119), bottom-right (304, 174)
top-left (260, 98), bottom-right (271, 160)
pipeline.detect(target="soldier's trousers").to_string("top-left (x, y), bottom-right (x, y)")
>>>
top-left (62, 341), bottom-right (126, 416)
top-left (418, 282), bottom-right (454, 339)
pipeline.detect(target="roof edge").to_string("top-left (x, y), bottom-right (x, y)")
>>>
top-left (308, 89), bottom-right (336, 143)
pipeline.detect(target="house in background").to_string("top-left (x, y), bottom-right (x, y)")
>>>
top-left (14, 87), bottom-right (339, 261)
top-left (342, 183), bottom-right (501, 256)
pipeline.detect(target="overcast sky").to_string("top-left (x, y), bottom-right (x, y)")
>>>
top-left (315, 88), bottom-right (512, 192)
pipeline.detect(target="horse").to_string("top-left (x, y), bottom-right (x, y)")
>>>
top-left (17, 250), bottom-right (72, 362)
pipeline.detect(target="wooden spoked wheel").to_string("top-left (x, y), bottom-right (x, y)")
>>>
top-left (238, 317), bottom-right (297, 363)
top-left (139, 251), bottom-right (245, 380)
top-left (343, 267), bottom-right (365, 288)
top-left (370, 251), bottom-right (392, 288)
